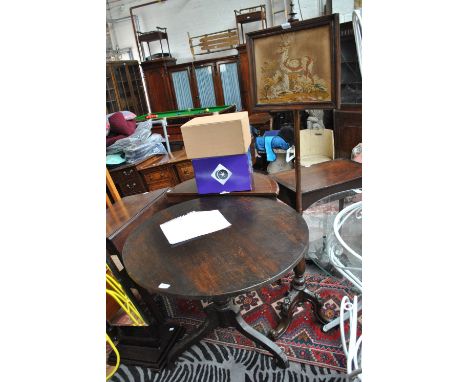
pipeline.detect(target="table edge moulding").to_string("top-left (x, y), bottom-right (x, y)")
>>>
top-left (121, 196), bottom-right (308, 299)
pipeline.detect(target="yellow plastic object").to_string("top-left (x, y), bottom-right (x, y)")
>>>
top-left (106, 267), bottom-right (147, 379)
top-left (106, 273), bottom-right (145, 326)
top-left (106, 333), bottom-right (120, 381)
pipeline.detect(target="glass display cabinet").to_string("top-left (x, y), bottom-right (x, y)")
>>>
top-left (106, 60), bottom-right (148, 115)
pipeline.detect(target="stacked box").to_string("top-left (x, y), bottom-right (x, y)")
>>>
top-left (181, 111), bottom-right (253, 194)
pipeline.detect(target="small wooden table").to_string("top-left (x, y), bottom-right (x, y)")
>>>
top-left (166, 172), bottom-right (279, 201)
top-left (270, 159), bottom-right (362, 211)
top-left (122, 196), bottom-right (309, 368)
top-left (249, 112), bottom-right (273, 132)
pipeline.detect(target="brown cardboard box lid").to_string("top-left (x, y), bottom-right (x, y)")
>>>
top-left (181, 111), bottom-right (251, 159)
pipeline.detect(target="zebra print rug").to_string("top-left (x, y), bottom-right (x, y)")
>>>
top-left (110, 341), bottom-right (348, 382)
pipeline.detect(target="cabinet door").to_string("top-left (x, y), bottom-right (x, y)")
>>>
top-left (333, 109), bottom-right (362, 159)
top-left (194, 65), bottom-right (217, 108)
top-left (170, 69), bottom-right (194, 110)
top-left (218, 62), bottom-right (243, 111)
top-left (144, 67), bottom-right (175, 112)
top-left (106, 66), bottom-right (120, 113)
top-left (112, 64), bottom-right (133, 111)
top-left (127, 64), bottom-right (148, 115)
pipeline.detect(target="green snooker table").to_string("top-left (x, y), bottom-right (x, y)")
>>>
top-left (136, 105), bottom-right (237, 144)
top-left (135, 105), bottom-right (236, 123)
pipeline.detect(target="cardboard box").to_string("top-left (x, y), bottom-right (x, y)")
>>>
top-left (181, 111), bottom-right (251, 159)
top-left (192, 151), bottom-right (253, 194)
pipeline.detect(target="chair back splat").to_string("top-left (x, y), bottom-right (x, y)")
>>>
top-left (299, 128), bottom-right (334, 167)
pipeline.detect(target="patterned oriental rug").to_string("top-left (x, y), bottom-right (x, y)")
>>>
top-left (162, 272), bottom-right (361, 372)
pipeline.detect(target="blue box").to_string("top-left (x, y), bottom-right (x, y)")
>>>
top-left (192, 151), bottom-right (253, 194)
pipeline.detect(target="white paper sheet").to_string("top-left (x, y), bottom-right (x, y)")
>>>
top-left (160, 210), bottom-right (231, 245)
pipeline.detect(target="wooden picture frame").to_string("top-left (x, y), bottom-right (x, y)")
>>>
top-left (246, 14), bottom-right (341, 111)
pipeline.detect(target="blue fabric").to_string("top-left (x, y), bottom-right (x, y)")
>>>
top-left (255, 134), bottom-right (291, 162)
top-left (263, 130), bottom-right (280, 137)
top-left (265, 136), bottom-right (276, 161)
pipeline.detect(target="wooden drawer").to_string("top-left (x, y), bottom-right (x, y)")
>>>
top-left (175, 160), bottom-right (194, 182)
top-left (115, 176), bottom-right (147, 196)
top-left (236, 10), bottom-right (264, 23)
top-left (143, 165), bottom-right (179, 190)
top-left (111, 166), bottom-right (140, 183)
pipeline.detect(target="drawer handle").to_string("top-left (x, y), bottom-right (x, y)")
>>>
top-left (126, 182), bottom-right (137, 189)
top-left (123, 169), bottom-right (134, 176)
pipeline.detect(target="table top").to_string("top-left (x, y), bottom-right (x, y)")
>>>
top-left (270, 159), bottom-right (362, 193)
top-left (106, 189), bottom-right (167, 239)
top-left (249, 113), bottom-right (271, 125)
top-left (136, 149), bottom-right (190, 171)
top-left (135, 105), bottom-right (235, 122)
top-left (166, 172), bottom-right (279, 199)
top-left (122, 196), bottom-right (308, 299)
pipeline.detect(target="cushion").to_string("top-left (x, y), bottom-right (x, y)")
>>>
top-left (109, 112), bottom-right (136, 136)
top-left (353, 153), bottom-right (362, 163)
top-left (125, 118), bottom-right (137, 132)
top-left (107, 111), bottom-right (137, 121)
top-left (106, 120), bottom-right (110, 136)
top-left (351, 143), bottom-right (362, 163)
top-left (301, 155), bottom-right (332, 168)
top-left (106, 134), bottom-right (127, 147)
top-left (121, 111), bottom-right (137, 120)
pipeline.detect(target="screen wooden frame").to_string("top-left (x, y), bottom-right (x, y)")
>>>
top-left (246, 14), bottom-right (341, 112)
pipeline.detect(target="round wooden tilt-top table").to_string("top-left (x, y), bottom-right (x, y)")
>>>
top-left (122, 196), bottom-right (309, 368)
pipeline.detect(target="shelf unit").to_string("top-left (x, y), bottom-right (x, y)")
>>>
top-left (234, 5), bottom-right (267, 44)
top-left (137, 27), bottom-right (172, 62)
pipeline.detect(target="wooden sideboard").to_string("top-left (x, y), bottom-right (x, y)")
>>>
top-left (141, 55), bottom-right (244, 113)
top-left (108, 161), bottom-right (148, 196)
top-left (108, 150), bottom-right (194, 197)
top-left (137, 150), bottom-right (194, 192)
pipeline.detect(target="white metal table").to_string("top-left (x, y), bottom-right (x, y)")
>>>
top-left (303, 188), bottom-right (362, 380)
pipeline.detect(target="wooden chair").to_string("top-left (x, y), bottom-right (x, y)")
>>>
top-left (106, 168), bottom-right (121, 208)
top-left (106, 169), bottom-right (166, 325)
top-left (106, 267), bottom-right (146, 380)
top-left (105, 171), bottom-right (185, 373)
top-left (299, 128), bottom-right (335, 167)
top-left (106, 168), bottom-right (123, 321)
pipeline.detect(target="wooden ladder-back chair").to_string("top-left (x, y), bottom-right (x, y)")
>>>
top-left (299, 127), bottom-right (335, 167)
top-left (106, 168), bottom-right (123, 322)
top-left (106, 168), bottom-right (121, 208)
